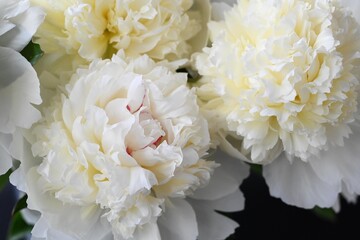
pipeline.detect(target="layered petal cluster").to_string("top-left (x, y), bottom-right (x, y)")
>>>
top-left (194, 0), bottom-right (360, 208)
top-left (30, 0), bottom-right (210, 80)
top-left (14, 53), bottom-right (246, 239)
top-left (0, 0), bottom-right (44, 175)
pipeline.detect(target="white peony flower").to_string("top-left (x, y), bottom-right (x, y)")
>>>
top-left (0, 0), bottom-right (44, 175)
top-left (30, 0), bottom-right (210, 83)
top-left (194, 0), bottom-right (360, 208)
top-left (11, 53), bottom-right (248, 239)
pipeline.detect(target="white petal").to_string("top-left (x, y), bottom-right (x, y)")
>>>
top-left (0, 21), bottom-right (15, 36)
top-left (218, 133), bottom-right (250, 163)
top-left (0, 47), bottom-right (41, 134)
top-left (9, 129), bottom-right (25, 160)
top-left (192, 150), bottom-right (249, 200)
top-left (32, 216), bottom-right (77, 240)
top-left (309, 126), bottom-right (360, 195)
top-left (341, 182), bottom-right (358, 204)
top-left (9, 139), bottom-right (37, 192)
top-left (20, 208), bottom-right (40, 225)
top-left (188, 198), bottom-right (239, 240)
top-left (211, 0), bottom-right (237, 6)
top-left (126, 75), bottom-right (145, 113)
top-left (189, 0), bottom-right (211, 52)
top-left (0, 0), bottom-right (28, 19)
top-left (132, 222), bottom-right (161, 240)
top-left (23, 168), bottom-right (112, 240)
top-left (332, 198), bottom-right (341, 213)
top-left (158, 199), bottom-right (198, 240)
top-left (0, 134), bottom-right (12, 175)
top-left (263, 153), bottom-right (339, 209)
top-left (341, 0), bottom-right (360, 23)
top-left (200, 189), bottom-right (245, 212)
top-left (0, 6), bottom-right (45, 51)
top-left (211, 2), bottom-right (233, 21)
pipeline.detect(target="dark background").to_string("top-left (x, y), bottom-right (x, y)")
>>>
top-left (0, 183), bottom-right (16, 240)
top-left (1, 172), bottom-right (359, 240)
top-left (228, 172), bottom-right (360, 239)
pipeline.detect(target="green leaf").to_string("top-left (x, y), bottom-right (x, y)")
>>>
top-left (7, 211), bottom-right (33, 240)
top-left (0, 169), bottom-right (12, 192)
top-left (12, 195), bottom-right (28, 216)
top-left (313, 206), bottom-right (337, 223)
top-left (250, 164), bottom-right (262, 175)
top-left (20, 41), bottom-right (43, 65)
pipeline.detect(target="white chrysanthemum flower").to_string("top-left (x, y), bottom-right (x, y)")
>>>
top-left (11, 53), bottom-right (247, 239)
top-left (30, 0), bottom-right (210, 81)
top-left (0, 0), bottom-right (44, 175)
top-left (194, 0), bottom-right (360, 208)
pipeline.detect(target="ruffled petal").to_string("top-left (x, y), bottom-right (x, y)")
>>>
top-left (263, 153), bottom-right (339, 209)
top-left (0, 47), bottom-right (41, 134)
top-left (25, 168), bottom-right (112, 240)
top-left (158, 199), bottom-right (198, 240)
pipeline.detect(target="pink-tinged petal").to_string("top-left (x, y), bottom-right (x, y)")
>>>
top-left (126, 76), bottom-right (145, 113)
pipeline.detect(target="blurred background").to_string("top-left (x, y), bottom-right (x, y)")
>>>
top-left (1, 170), bottom-right (359, 239)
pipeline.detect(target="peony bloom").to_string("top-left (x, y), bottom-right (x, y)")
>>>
top-left (11, 53), bottom-right (248, 239)
top-left (0, 0), bottom-right (44, 175)
top-left (194, 0), bottom-right (360, 208)
top-left (30, 0), bottom-right (210, 82)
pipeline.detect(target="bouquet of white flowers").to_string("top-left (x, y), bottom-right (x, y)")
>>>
top-left (0, 0), bottom-right (359, 239)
